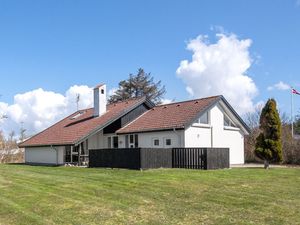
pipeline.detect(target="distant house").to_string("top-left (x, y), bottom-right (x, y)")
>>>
top-left (19, 84), bottom-right (250, 166)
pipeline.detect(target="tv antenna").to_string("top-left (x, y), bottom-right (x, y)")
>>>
top-left (76, 93), bottom-right (80, 111)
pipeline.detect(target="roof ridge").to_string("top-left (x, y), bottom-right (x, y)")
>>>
top-left (72, 97), bottom-right (147, 112)
top-left (157, 95), bottom-right (222, 107)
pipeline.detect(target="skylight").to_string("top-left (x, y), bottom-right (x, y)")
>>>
top-left (70, 111), bottom-right (85, 120)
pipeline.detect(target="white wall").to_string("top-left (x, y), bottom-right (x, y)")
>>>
top-left (184, 104), bottom-right (245, 165)
top-left (25, 146), bottom-right (64, 165)
top-left (184, 125), bottom-right (212, 148)
top-left (88, 130), bottom-right (184, 149)
top-left (137, 130), bottom-right (184, 148)
top-left (88, 130), bottom-right (126, 149)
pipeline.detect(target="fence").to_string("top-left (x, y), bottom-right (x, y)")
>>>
top-left (89, 148), bottom-right (229, 170)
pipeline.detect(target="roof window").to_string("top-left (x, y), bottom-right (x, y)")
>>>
top-left (70, 111), bottom-right (85, 120)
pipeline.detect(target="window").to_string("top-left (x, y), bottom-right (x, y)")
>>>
top-left (130, 134), bottom-right (134, 144)
top-left (166, 139), bottom-right (172, 146)
top-left (65, 146), bottom-right (71, 163)
top-left (70, 111), bottom-right (85, 120)
top-left (134, 134), bottom-right (138, 148)
top-left (224, 115), bottom-right (230, 126)
top-left (154, 139), bottom-right (159, 146)
top-left (101, 89), bottom-right (104, 94)
top-left (108, 137), bottom-right (111, 148)
top-left (107, 136), bottom-right (119, 148)
top-left (125, 135), bottom-right (129, 148)
top-left (224, 114), bottom-right (236, 127)
top-left (196, 111), bottom-right (209, 124)
top-left (126, 134), bottom-right (139, 148)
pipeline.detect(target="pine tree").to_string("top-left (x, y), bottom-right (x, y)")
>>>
top-left (109, 68), bottom-right (166, 104)
top-left (255, 99), bottom-right (283, 169)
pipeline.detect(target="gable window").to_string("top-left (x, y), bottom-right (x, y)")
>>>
top-left (224, 114), bottom-right (236, 127)
top-left (196, 111), bottom-right (209, 124)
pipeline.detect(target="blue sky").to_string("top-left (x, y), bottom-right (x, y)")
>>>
top-left (0, 0), bottom-right (300, 135)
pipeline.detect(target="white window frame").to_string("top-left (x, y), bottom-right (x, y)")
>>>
top-left (193, 111), bottom-right (211, 128)
top-left (164, 138), bottom-right (172, 147)
top-left (126, 134), bottom-right (138, 148)
top-left (223, 114), bottom-right (237, 128)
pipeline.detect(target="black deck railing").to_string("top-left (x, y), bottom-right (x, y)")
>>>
top-left (89, 147), bottom-right (229, 170)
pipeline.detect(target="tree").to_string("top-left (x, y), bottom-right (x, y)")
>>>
top-left (244, 107), bottom-right (262, 162)
top-left (294, 115), bottom-right (300, 135)
top-left (19, 127), bottom-right (27, 142)
top-left (109, 68), bottom-right (166, 104)
top-left (255, 99), bottom-right (283, 169)
top-left (0, 130), bottom-right (5, 149)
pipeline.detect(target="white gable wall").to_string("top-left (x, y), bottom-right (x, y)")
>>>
top-left (184, 125), bottom-right (212, 148)
top-left (210, 105), bottom-right (244, 164)
top-left (184, 104), bottom-right (245, 165)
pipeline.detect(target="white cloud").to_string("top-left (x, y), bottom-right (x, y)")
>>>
top-left (160, 99), bottom-right (173, 105)
top-left (0, 85), bottom-right (93, 137)
top-left (267, 81), bottom-right (290, 91)
top-left (108, 87), bottom-right (118, 97)
top-left (176, 32), bottom-right (258, 115)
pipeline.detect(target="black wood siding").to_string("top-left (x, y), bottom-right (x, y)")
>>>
top-left (103, 103), bottom-right (149, 134)
top-left (121, 104), bottom-right (149, 127)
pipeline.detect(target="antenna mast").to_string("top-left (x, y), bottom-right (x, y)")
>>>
top-left (76, 93), bottom-right (80, 111)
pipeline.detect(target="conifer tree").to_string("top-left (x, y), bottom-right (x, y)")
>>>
top-left (255, 99), bottom-right (282, 169)
top-left (108, 68), bottom-right (166, 104)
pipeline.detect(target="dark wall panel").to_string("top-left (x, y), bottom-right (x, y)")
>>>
top-left (103, 104), bottom-right (149, 134)
top-left (121, 104), bottom-right (149, 127)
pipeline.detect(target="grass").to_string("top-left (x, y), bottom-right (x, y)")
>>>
top-left (0, 165), bottom-right (299, 225)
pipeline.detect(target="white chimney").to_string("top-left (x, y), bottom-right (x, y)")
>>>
top-left (94, 84), bottom-right (107, 117)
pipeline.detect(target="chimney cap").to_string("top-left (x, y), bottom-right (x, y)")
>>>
top-left (94, 83), bottom-right (105, 89)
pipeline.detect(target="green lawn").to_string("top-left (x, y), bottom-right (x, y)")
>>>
top-left (0, 165), bottom-right (299, 225)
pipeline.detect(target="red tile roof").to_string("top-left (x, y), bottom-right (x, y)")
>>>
top-left (117, 96), bottom-right (221, 134)
top-left (19, 98), bottom-right (146, 147)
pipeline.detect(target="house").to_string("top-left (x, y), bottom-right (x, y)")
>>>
top-left (19, 84), bottom-right (250, 166)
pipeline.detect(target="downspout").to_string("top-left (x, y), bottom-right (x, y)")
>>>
top-left (173, 128), bottom-right (182, 147)
top-left (210, 127), bottom-right (213, 148)
top-left (50, 145), bottom-right (59, 165)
